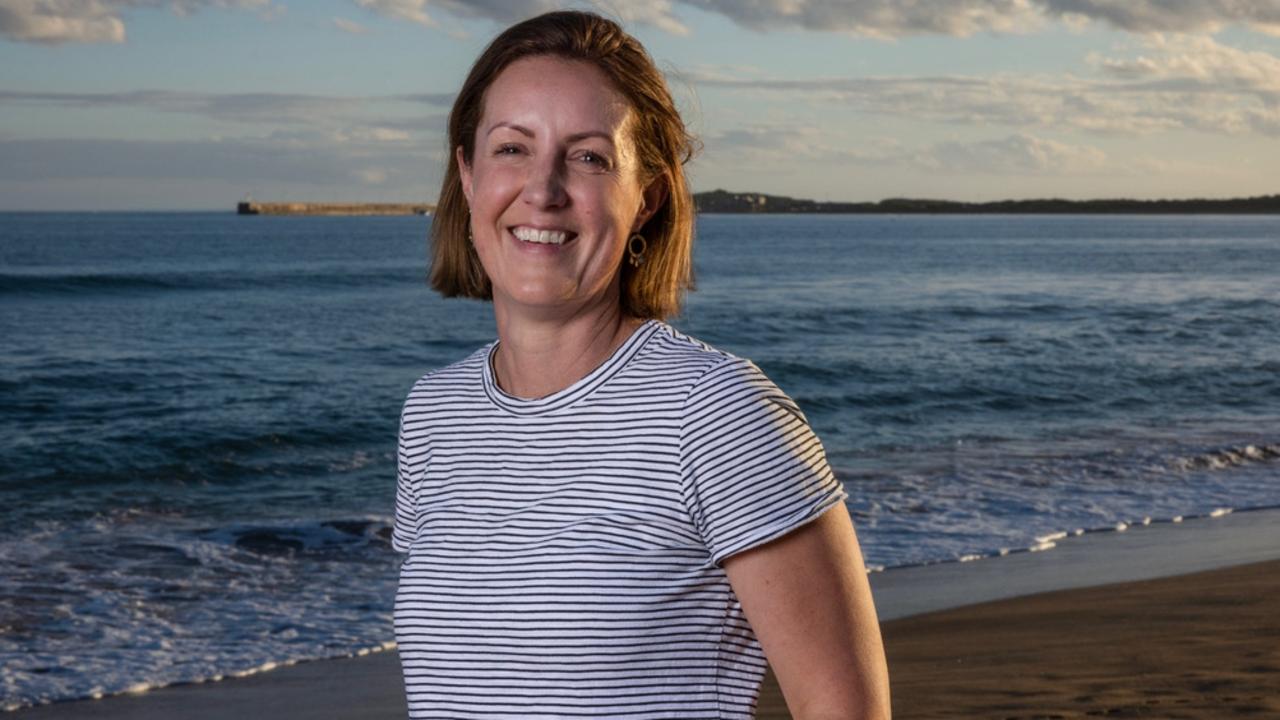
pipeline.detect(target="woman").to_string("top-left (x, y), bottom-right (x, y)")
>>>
top-left (392, 10), bottom-right (890, 719)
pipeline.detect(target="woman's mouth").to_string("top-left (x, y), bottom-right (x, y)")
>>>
top-left (511, 226), bottom-right (576, 245)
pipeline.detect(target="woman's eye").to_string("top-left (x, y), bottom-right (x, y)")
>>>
top-left (494, 144), bottom-right (522, 156)
top-left (578, 151), bottom-right (609, 168)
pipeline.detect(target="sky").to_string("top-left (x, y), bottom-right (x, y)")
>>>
top-left (1, 0), bottom-right (1279, 210)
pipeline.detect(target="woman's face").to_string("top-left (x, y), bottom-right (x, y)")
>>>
top-left (458, 55), bottom-right (659, 318)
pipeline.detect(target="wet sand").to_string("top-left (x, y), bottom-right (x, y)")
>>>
top-left (864, 558), bottom-right (1280, 719)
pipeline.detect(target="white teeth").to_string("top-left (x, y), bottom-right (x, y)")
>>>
top-left (513, 227), bottom-right (568, 245)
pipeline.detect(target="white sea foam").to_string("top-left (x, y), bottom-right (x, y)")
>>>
top-left (1171, 443), bottom-right (1280, 471)
top-left (0, 511), bottom-right (402, 713)
top-left (327, 450), bottom-right (374, 473)
top-left (231, 661), bottom-right (279, 678)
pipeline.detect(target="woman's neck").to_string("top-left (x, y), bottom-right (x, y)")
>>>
top-left (490, 299), bottom-right (645, 400)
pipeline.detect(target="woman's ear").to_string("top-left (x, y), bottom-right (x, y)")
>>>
top-left (456, 146), bottom-right (473, 205)
top-left (632, 174), bottom-right (669, 233)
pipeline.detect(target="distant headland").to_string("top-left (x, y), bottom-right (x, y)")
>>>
top-left (237, 201), bottom-right (433, 216)
top-left (692, 189), bottom-right (1280, 214)
top-left (234, 191), bottom-right (1280, 216)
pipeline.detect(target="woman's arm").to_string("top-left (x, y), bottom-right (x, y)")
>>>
top-left (723, 502), bottom-right (891, 720)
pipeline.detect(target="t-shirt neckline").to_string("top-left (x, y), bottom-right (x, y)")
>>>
top-left (481, 319), bottom-right (663, 416)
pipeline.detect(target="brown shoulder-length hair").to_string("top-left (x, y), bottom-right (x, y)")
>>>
top-left (429, 10), bottom-right (698, 320)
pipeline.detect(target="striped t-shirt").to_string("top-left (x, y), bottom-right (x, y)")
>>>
top-left (392, 319), bottom-right (848, 719)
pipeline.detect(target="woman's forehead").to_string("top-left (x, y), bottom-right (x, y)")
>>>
top-left (479, 56), bottom-right (634, 138)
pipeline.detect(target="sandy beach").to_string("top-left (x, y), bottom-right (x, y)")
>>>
top-left (13, 509), bottom-right (1280, 719)
top-left (876, 557), bottom-right (1280, 719)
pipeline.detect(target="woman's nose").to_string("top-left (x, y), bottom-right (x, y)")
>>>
top-left (522, 155), bottom-right (568, 209)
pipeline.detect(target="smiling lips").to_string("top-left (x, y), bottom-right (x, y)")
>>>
top-left (512, 226), bottom-right (576, 245)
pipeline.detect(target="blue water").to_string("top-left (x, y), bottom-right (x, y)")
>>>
top-left (2, 212), bottom-right (1278, 709)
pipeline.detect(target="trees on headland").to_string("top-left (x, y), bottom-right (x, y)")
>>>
top-left (692, 189), bottom-right (1280, 214)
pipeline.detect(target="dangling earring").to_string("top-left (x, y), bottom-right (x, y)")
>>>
top-left (466, 211), bottom-right (473, 244)
top-left (627, 233), bottom-right (647, 268)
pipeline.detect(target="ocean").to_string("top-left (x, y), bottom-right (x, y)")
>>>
top-left (2, 212), bottom-right (1278, 710)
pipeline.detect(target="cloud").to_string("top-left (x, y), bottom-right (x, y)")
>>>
top-left (912, 133), bottom-right (1108, 174)
top-left (332, 16), bottom-right (369, 34)
top-left (1087, 33), bottom-right (1280, 134)
top-left (692, 32), bottom-right (1280, 137)
top-left (352, 0), bottom-right (585, 28)
top-left (389, 92), bottom-right (456, 107)
top-left (354, 0), bottom-right (1039, 37)
top-left (0, 89), bottom-right (365, 126)
top-left (10, 32), bottom-right (1275, 141)
top-left (0, 0), bottom-right (275, 44)
top-left (0, 130), bottom-right (431, 183)
top-left (0, 0), bottom-right (125, 43)
top-left (693, 72), bottom-right (1093, 129)
top-left (341, 126), bottom-right (413, 142)
top-left (0, 89), bottom-right (453, 127)
top-left (609, 0), bottom-right (689, 35)
top-left (1092, 33), bottom-right (1280, 97)
top-left (354, 0), bottom-right (436, 26)
top-left (0, 0), bottom-right (574, 45)
top-left (354, 167), bottom-right (390, 184)
top-left (680, 0), bottom-right (1044, 37)
top-left (707, 123), bottom-right (1109, 176)
top-left (705, 123), bottom-right (899, 167)
top-left (12, 0), bottom-right (1280, 45)
top-left (0, 131), bottom-right (444, 208)
top-left (677, 0), bottom-right (1280, 37)
top-left (353, 0), bottom-right (689, 34)
top-left (1040, 0), bottom-right (1280, 36)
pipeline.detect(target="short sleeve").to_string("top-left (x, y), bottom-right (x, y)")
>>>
top-left (391, 405), bottom-right (421, 554)
top-left (679, 356), bottom-right (848, 568)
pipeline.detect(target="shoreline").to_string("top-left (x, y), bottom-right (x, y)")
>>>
top-left (11, 506), bottom-right (1280, 718)
top-left (871, 503), bottom-right (1280, 620)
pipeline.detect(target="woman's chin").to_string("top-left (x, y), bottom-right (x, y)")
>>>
top-left (494, 284), bottom-right (615, 316)
top-left (498, 287), bottom-right (583, 312)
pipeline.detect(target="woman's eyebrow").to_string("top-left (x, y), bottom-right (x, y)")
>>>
top-left (487, 122), bottom-right (534, 137)
top-left (564, 130), bottom-right (615, 146)
top-left (486, 122), bottom-right (615, 146)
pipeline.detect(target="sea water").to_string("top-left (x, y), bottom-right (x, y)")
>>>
top-left (2, 212), bottom-right (1278, 709)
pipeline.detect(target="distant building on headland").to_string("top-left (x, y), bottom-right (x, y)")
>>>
top-left (237, 201), bottom-right (433, 216)
top-left (692, 189), bottom-right (1280, 214)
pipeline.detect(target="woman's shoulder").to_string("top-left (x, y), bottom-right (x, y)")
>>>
top-left (403, 342), bottom-right (493, 403)
top-left (647, 322), bottom-right (774, 394)
top-left (656, 327), bottom-right (812, 442)
top-left (645, 321), bottom-right (738, 372)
